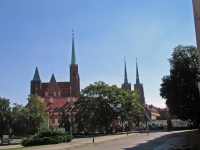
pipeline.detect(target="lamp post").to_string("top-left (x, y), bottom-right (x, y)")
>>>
top-left (89, 99), bottom-right (92, 138)
top-left (91, 112), bottom-right (94, 143)
top-left (26, 114), bottom-right (29, 138)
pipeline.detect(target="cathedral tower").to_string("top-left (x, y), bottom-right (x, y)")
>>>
top-left (30, 67), bottom-right (41, 94)
top-left (121, 58), bottom-right (131, 91)
top-left (134, 59), bottom-right (145, 104)
top-left (70, 31), bottom-right (80, 97)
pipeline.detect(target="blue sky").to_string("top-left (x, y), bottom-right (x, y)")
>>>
top-left (0, 0), bottom-right (196, 108)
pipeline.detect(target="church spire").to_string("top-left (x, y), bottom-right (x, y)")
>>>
top-left (32, 67), bottom-right (41, 81)
top-left (71, 29), bottom-right (77, 65)
top-left (136, 58), bottom-right (140, 84)
top-left (124, 57), bottom-right (128, 84)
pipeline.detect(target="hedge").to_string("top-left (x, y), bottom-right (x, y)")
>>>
top-left (21, 129), bottom-right (72, 147)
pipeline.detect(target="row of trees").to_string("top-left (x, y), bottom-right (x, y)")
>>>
top-left (73, 81), bottom-right (144, 133)
top-left (0, 95), bottom-right (46, 136)
top-left (1, 82), bottom-right (144, 136)
top-left (160, 45), bottom-right (200, 125)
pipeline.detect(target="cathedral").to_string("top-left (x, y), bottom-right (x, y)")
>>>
top-left (121, 59), bottom-right (146, 105)
top-left (30, 33), bottom-right (80, 129)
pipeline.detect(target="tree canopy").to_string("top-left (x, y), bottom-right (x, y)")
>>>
top-left (59, 109), bottom-right (70, 132)
top-left (27, 94), bottom-right (47, 134)
top-left (0, 97), bottom-right (12, 135)
top-left (73, 81), bottom-right (143, 133)
top-left (160, 45), bottom-right (200, 121)
top-left (11, 103), bottom-right (29, 135)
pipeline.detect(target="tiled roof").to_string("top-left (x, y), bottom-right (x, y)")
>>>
top-left (151, 112), bottom-right (160, 117)
top-left (42, 97), bottom-right (77, 111)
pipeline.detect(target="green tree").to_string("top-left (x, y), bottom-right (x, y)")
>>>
top-left (0, 97), bottom-right (12, 136)
top-left (73, 81), bottom-right (143, 133)
top-left (27, 94), bottom-right (46, 134)
top-left (120, 90), bottom-right (143, 127)
top-left (160, 45), bottom-right (200, 122)
top-left (11, 103), bottom-right (29, 135)
top-left (59, 109), bottom-right (70, 132)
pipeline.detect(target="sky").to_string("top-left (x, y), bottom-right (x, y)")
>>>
top-left (0, 0), bottom-right (196, 108)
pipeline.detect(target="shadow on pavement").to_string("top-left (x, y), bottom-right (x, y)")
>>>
top-left (122, 130), bottom-right (198, 150)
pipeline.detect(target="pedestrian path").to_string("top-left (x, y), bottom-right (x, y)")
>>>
top-left (0, 132), bottom-right (138, 150)
top-left (0, 130), bottom-right (197, 150)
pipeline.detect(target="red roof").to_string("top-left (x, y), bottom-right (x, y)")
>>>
top-left (41, 97), bottom-right (77, 111)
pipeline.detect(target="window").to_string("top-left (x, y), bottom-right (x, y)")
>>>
top-left (46, 92), bottom-right (48, 97)
top-left (54, 92), bottom-right (56, 96)
top-left (58, 119), bottom-right (61, 123)
top-left (71, 119), bottom-right (73, 122)
top-left (73, 71), bottom-right (75, 76)
top-left (52, 119), bottom-right (55, 124)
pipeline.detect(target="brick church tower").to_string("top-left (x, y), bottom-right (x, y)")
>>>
top-left (134, 59), bottom-right (146, 104)
top-left (121, 58), bottom-right (131, 91)
top-left (70, 32), bottom-right (80, 97)
top-left (30, 32), bottom-right (80, 98)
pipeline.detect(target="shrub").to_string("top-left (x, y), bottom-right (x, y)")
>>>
top-left (21, 129), bottom-right (72, 147)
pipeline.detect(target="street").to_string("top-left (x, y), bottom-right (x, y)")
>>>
top-left (0, 130), bottom-right (197, 150)
top-left (74, 130), bottom-right (192, 150)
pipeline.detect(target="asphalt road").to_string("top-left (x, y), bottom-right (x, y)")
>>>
top-left (74, 130), bottom-right (191, 150)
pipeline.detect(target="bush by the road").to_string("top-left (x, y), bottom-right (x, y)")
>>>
top-left (21, 129), bottom-right (72, 147)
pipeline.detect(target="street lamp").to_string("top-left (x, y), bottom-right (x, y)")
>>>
top-left (26, 114), bottom-right (30, 138)
top-left (89, 99), bottom-right (92, 138)
top-left (91, 112), bottom-right (94, 143)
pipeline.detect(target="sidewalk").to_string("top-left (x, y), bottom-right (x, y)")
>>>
top-left (0, 131), bottom-right (139, 150)
top-left (0, 130), bottom-right (198, 150)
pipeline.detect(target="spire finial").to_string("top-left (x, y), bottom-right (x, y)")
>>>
top-left (124, 57), bottom-right (128, 84)
top-left (71, 30), bottom-right (77, 65)
top-left (136, 58), bottom-right (140, 84)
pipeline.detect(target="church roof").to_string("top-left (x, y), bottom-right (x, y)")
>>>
top-left (32, 67), bottom-right (41, 81)
top-left (42, 97), bottom-right (78, 111)
top-left (46, 74), bottom-right (60, 92)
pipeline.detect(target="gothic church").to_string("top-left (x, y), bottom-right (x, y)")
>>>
top-left (30, 33), bottom-right (80, 129)
top-left (30, 34), bottom-right (80, 98)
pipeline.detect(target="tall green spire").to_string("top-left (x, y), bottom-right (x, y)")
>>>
top-left (71, 30), bottom-right (77, 65)
top-left (124, 57), bottom-right (128, 84)
top-left (136, 58), bottom-right (140, 84)
top-left (32, 67), bottom-right (41, 81)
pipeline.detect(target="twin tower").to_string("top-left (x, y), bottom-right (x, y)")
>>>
top-left (30, 33), bottom-right (80, 98)
top-left (121, 59), bottom-right (146, 105)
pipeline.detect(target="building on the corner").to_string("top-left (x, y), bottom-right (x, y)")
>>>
top-left (30, 32), bottom-right (80, 129)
